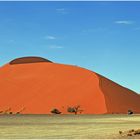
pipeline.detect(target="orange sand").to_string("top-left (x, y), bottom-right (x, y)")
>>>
top-left (0, 57), bottom-right (140, 114)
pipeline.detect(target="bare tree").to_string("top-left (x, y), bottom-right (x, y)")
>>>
top-left (4, 108), bottom-right (11, 114)
top-left (16, 107), bottom-right (26, 114)
top-left (67, 105), bottom-right (83, 115)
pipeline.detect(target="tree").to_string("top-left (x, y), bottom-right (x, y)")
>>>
top-left (16, 107), bottom-right (26, 114)
top-left (67, 105), bottom-right (83, 115)
top-left (51, 108), bottom-right (61, 114)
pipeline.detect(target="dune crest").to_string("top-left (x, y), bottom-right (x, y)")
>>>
top-left (9, 56), bottom-right (52, 65)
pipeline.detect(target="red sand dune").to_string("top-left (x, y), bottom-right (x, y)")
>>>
top-left (0, 56), bottom-right (140, 114)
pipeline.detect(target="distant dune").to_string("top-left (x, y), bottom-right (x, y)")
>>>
top-left (0, 56), bottom-right (140, 114)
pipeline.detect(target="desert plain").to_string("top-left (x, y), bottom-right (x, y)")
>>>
top-left (0, 114), bottom-right (140, 139)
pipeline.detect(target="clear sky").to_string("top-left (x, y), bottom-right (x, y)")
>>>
top-left (0, 1), bottom-right (140, 93)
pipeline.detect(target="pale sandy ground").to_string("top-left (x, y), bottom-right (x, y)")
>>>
top-left (0, 114), bottom-right (140, 139)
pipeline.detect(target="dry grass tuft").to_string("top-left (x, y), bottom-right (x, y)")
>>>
top-left (119, 129), bottom-right (140, 137)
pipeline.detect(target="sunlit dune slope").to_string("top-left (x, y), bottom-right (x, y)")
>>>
top-left (0, 57), bottom-right (140, 114)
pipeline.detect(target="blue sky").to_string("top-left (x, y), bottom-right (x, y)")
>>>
top-left (0, 1), bottom-right (140, 93)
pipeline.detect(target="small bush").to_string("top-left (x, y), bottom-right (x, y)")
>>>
top-left (51, 108), bottom-right (61, 114)
top-left (128, 109), bottom-right (133, 115)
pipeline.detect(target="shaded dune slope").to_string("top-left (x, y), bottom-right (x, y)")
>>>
top-left (10, 56), bottom-right (52, 65)
top-left (0, 57), bottom-right (140, 114)
top-left (97, 74), bottom-right (140, 114)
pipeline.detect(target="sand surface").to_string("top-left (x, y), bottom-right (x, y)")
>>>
top-left (0, 57), bottom-right (140, 114)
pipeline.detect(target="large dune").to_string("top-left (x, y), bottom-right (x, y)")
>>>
top-left (0, 56), bottom-right (140, 114)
